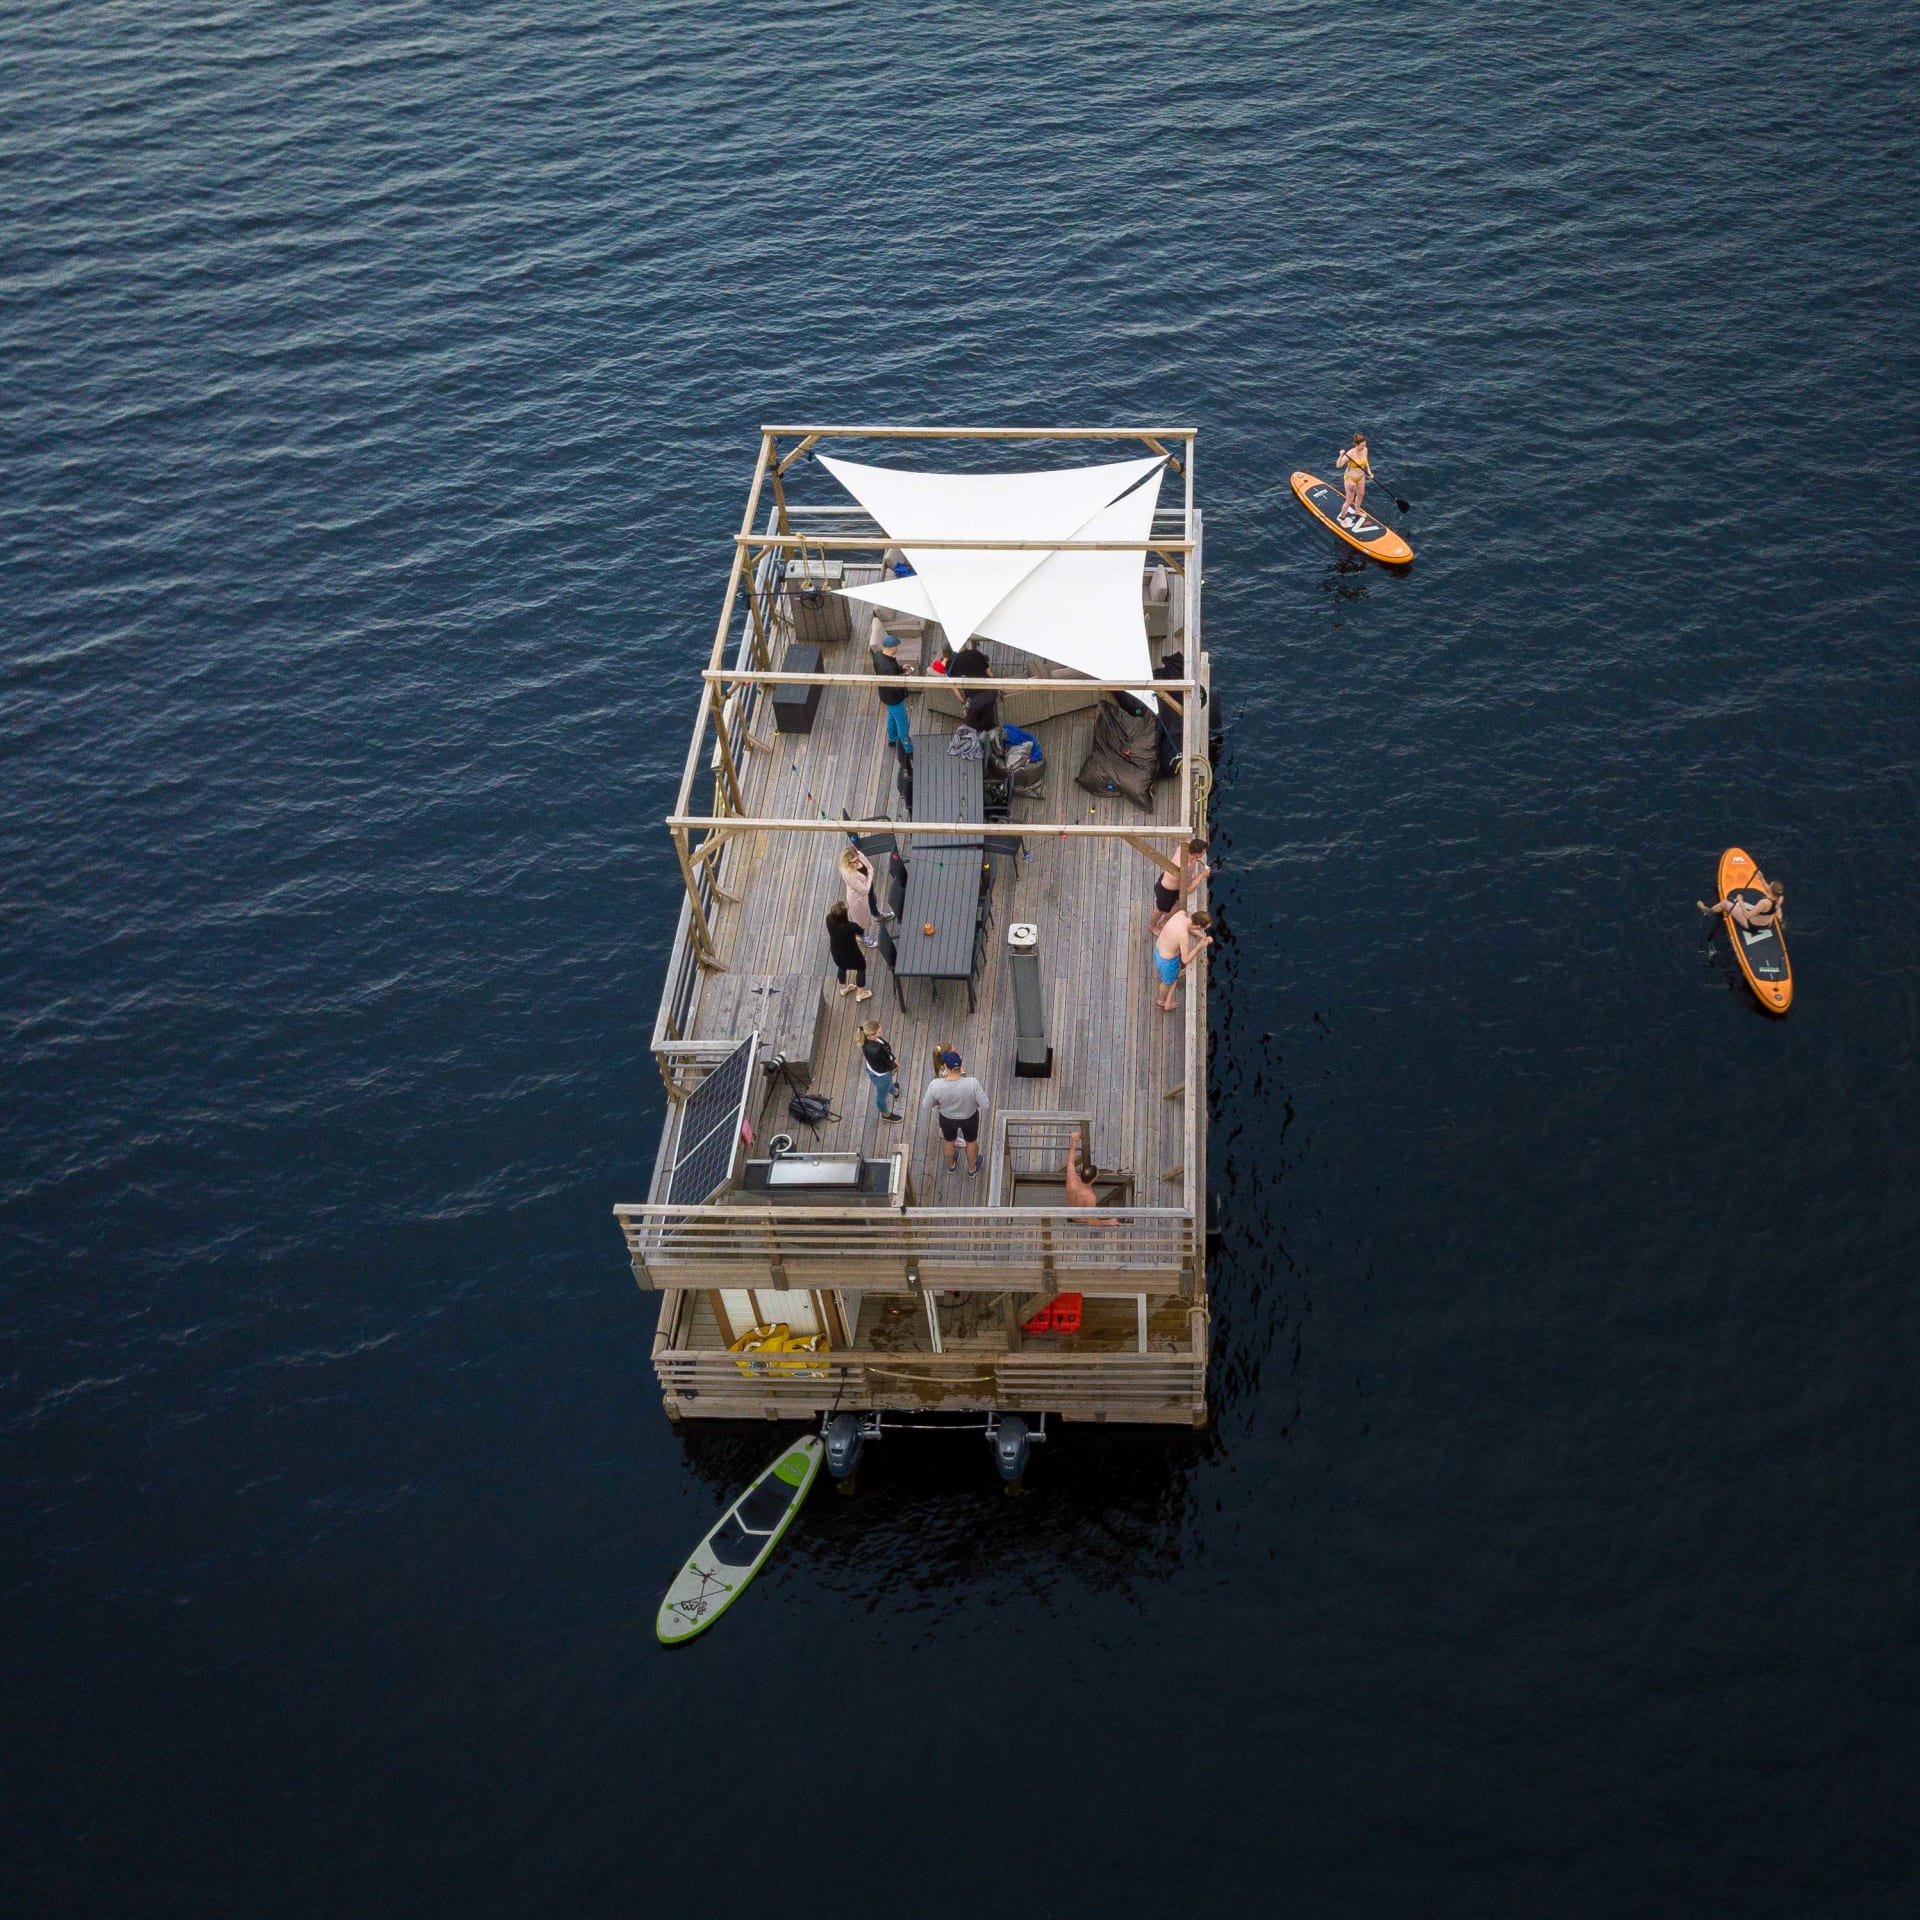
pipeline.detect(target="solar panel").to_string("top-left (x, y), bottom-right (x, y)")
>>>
top-left (667, 1032), bottom-right (758, 1207)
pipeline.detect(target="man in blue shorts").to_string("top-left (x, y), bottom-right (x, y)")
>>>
top-left (1153, 908), bottom-right (1213, 1012)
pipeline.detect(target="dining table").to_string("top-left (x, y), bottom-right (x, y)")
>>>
top-left (891, 732), bottom-right (987, 1009)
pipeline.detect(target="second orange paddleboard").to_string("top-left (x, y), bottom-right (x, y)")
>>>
top-left (1291, 470), bottom-right (1414, 564)
top-left (1715, 846), bottom-right (1792, 1014)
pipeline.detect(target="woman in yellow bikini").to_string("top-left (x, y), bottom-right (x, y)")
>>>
top-left (1336, 433), bottom-right (1373, 526)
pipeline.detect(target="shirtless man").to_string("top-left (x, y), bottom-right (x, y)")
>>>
top-left (1149, 838), bottom-right (1212, 935)
top-left (1064, 1127), bottom-right (1118, 1226)
top-left (1153, 907), bottom-right (1213, 1012)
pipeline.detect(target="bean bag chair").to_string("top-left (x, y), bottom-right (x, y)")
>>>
top-left (1075, 697), bottom-right (1159, 812)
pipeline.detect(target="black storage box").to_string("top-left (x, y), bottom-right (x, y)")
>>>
top-left (772, 644), bottom-right (823, 734)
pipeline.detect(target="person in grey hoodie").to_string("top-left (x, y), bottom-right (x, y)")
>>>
top-left (919, 1047), bottom-right (989, 1177)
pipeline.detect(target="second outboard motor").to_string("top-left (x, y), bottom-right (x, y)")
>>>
top-left (825, 1412), bottom-right (865, 1482)
top-left (991, 1413), bottom-right (1031, 1486)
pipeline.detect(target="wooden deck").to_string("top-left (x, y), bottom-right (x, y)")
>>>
top-left (623, 425), bottom-right (1210, 1423)
top-left (680, 635), bottom-right (1193, 1208)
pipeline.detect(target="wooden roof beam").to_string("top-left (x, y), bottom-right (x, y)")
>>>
top-left (733, 533), bottom-right (1193, 553)
top-left (667, 815), bottom-right (1196, 838)
top-left (702, 668), bottom-right (1194, 692)
top-left (760, 424), bottom-right (1197, 441)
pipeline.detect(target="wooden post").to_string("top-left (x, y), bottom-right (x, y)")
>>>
top-left (745, 552), bottom-right (774, 672)
top-left (774, 432), bottom-right (820, 476)
top-left (1142, 436), bottom-right (1184, 477)
top-left (1121, 832), bottom-right (1183, 880)
top-left (690, 824), bottom-right (744, 902)
top-left (671, 825), bottom-right (723, 971)
top-left (689, 825), bottom-right (740, 870)
top-left (708, 684), bottom-right (744, 816)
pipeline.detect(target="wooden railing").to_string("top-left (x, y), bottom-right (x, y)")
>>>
top-left (616, 1204), bottom-right (1198, 1292)
top-left (654, 1345), bottom-right (1207, 1423)
top-left (649, 539), bottom-right (784, 1074)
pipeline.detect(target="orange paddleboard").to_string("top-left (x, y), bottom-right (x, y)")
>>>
top-left (1290, 470), bottom-right (1413, 564)
top-left (1715, 847), bottom-right (1792, 1014)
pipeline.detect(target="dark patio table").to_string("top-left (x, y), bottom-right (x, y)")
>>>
top-left (906, 730), bottom-right (984, 841)
top-left (893, 733), bottom-right (986, 1008)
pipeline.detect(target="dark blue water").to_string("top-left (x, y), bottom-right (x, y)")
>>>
top-left (6, 3), bottom-right (1919, 1913)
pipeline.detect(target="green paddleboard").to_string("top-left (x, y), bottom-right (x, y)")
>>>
top-left (656, 1435), bottom-right (823, 1645)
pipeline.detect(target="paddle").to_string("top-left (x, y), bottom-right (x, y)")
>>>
top-left (1370, 474), bottom-right (1413, 514)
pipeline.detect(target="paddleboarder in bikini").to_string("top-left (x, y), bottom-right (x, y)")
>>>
top-left (1336, 432), bottom-right (1373, 527)
top-left (1701, 878), bottom-right (1784, 932)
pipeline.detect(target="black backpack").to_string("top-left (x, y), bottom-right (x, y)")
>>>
top-left (788, 1092), bottom-right (836, 1133)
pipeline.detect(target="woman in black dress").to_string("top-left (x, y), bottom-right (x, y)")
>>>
top-left (826, 899), bottom-right (872, 1001)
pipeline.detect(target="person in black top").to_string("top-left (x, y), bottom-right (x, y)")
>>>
top-left (826, 900), bottom-right (871, 1000)
top-left (948, 642), bottom-right (998, 733)
top-left (872, 633), bottom-right (914, 755)
top-left (858, 1018), bottom-right (901, 1117)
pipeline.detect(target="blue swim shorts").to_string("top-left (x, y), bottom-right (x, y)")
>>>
top-left (1153, 946), bottom-right (1182, 985)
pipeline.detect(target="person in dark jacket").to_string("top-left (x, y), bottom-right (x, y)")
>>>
top-left (872, 633), bottom-right (915, 754)
top-left (826, 900), bottom-right (872, 1001)
top-left (858, 1018), bottom-right (901, 1117)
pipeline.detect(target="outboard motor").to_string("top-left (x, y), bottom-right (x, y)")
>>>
top-left (990, 1413), bottom-right (1031, 1486)
top-left (825, 1412), bottom-right (865, 1482)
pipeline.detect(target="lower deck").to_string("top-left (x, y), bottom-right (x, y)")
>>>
top-left (680, 1286), bottom-right (1198, 1356)
top-left (652, 1287), bottom-right (1209, 1425)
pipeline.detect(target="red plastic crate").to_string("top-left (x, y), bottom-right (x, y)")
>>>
top-left (1022, 1292), bottom-right (1083, 1335)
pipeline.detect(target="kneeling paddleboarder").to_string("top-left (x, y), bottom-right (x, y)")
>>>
top-left (1699, 848), bottom-right (1792, 1014)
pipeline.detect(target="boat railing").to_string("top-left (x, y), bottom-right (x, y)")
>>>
top-left (649, 537), bottom-right (784, 1072)
top-left (652, 1345), bottom-right (1208, 1424)
top-left (616, 1203), bottom-right (1198, 1291)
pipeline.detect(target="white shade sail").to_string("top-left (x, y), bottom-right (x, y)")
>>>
top-left (973, 477), bottom-right (1162, 688)
top-left (839, 571), bottom-right (938, 623)
top-left (819, 452), bottom-right (1167, 687)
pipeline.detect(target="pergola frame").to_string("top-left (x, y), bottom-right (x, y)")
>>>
top-left (667, 424), bottom-right (1203, 972)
